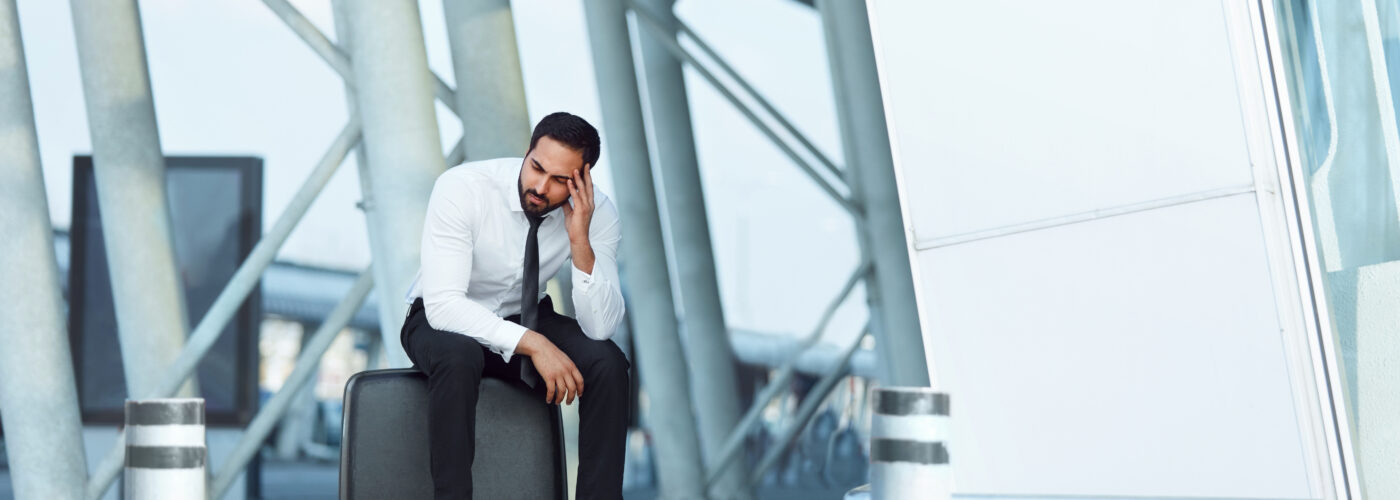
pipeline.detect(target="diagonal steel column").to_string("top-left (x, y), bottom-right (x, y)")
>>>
top-left (70, 0), bottom-right (197, 397)
top-left (84, 119), bottom-right (361, 500)
top-left (0, 1), bottom-right (88, 497)
top-left (335, 0), bottom-right (446, 368)
top-left (628, 5), bottom-right (844, 185)
top-left (749, 328), bottom-right (869, 484)
top-left (442, 0), bottom-right (530, 161)
top-left (631, 1), bottom-right (750, 497)
top-left (212, 271), bottom-right (374, 499)
top-left (262, 0), bottom-right (462, 118)
top-left (330, 0), bottom-right (377, 361)
top-left (583, 0), bottom-right (708, 497)
top-left (817, 0), bottom-right (931, 386)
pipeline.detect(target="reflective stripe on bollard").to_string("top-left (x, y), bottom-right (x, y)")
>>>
top-left (870, 387), bottom-right (950, 500)
top-left (125, 398), bottom-right (207, 500)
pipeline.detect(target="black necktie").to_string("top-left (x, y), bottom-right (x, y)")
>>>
top-left (519, 214), bottom-right (545, 389)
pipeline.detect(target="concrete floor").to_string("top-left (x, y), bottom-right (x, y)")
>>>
top-left (0, 460), bottom-right (854, 500)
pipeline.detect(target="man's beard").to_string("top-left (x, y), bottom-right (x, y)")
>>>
top-left (518, 175), bottom-right (566, 217)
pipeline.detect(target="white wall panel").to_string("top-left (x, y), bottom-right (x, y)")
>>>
top-left (871, 0), bottom-right (1256, 241)
top-left (869, 0), bottom-right (1334, 497)
top-left (915, 194), bottom-right (1311, 498)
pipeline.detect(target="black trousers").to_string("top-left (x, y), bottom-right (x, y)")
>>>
top-left (401, 296), bottom-right (630, 500)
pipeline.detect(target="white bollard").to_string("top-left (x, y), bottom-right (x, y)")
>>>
top-left (125, 398), bottom-right (207, 500)
top-left (869, 387), bottom-right (950, 500)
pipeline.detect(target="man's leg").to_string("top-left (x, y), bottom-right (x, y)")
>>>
top-left (534, 304), bottom-right (631, 499)
top-left (402, 305), bottom-right (489, 500)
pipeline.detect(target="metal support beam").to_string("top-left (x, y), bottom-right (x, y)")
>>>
top-left (274, 323), bottom-right (318, 460)
top-left (336, 0), bottom-right (447, 369)
top-left (817, 0), bottom-right (931, 386)
top-left (0, 0), bottom-right (88, 496)
top-left (444, 135), bottom-right (466, 168)
top-left (329, 0), bottom-right (376, 318)
top-left (442, 0), bottom-right (531, 161)
top-left (749, 328), bottom-right (868, 484)
top-left (706, 263), bottom-right (868, 483)
top-left (439, 0), bottom-right (571, 317)
top-left (629, 5), bottom-right (857, 215)
top-left (155, 118), bottom-right (359, 400)
top-left (212, 272), bottom-right (374, 499)
top-left (71, 0), bottom-right (196, 399)
top-left (85, 119), bottom-right (361, 500)
top-left (262, 0), bottom-right (461, 117)
top-left (582, 0), bottom-right (709, 497)
top-left (261, 0), bottom-right (353, 85)
top-left (631, 1), bottom-right (749, 497)
top-left (653, 6), bottom-right (843, 181)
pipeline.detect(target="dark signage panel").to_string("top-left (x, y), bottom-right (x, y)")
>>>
top-left (69, 156), bottom-right (263, 427)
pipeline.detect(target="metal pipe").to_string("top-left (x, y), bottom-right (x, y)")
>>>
top-left (817, 0), bottom-right (930, 386)
top-left (212, 272), bottom-right (374, 498)
top-left (0, 0), bottom-right (88, 495)
top-left (336, 0), bottom-right (447, 369)
top-left (656, 6), bottom-right (844, 181)
top-left (583, 0), bottom-right (709, 496)
top-left (706, 263), bottom-right (868, 484)
top-left (71, 0), bottom-right (195, 400)
top-left (629, 5), bottom-right (858, 215)
top-left (261, 0), bottom-right (461, 117)
top-left (442, 0), bottom-right (530, 161)
top-left (85, 119), bottom-right (361, 500)
top-left (728, 329), bottom-right (880, 380)
top-left (631, 1), bottom-right (749, 497)
top-left (749, 329), bottom-right (869, 484)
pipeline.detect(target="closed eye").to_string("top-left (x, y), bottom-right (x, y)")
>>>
top-left (532, 159), bottom-right (571, 184)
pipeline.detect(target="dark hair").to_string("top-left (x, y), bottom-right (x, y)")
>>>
top-left (528, 112), bottom-right (601, 168)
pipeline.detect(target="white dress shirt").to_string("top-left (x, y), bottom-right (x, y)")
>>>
top-left (403, 157), bottom-right (626, 363)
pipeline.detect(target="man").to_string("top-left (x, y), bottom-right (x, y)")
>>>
top-left (401, 112), bottom-right (629, 499)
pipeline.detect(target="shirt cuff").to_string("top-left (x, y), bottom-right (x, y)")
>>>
top-left (571, 262), bottom-right (595, 293)
top-left (494, 320), bottom-right (529, 363)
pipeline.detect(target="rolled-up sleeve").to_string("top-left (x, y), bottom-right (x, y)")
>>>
top-left (419, 173), bottom-right (528, 362)
top-left (571, 196), bottom-right (626, 340)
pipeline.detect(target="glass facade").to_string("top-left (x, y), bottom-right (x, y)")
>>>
top-left (1275, 0), bottom-right (1400, 496)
